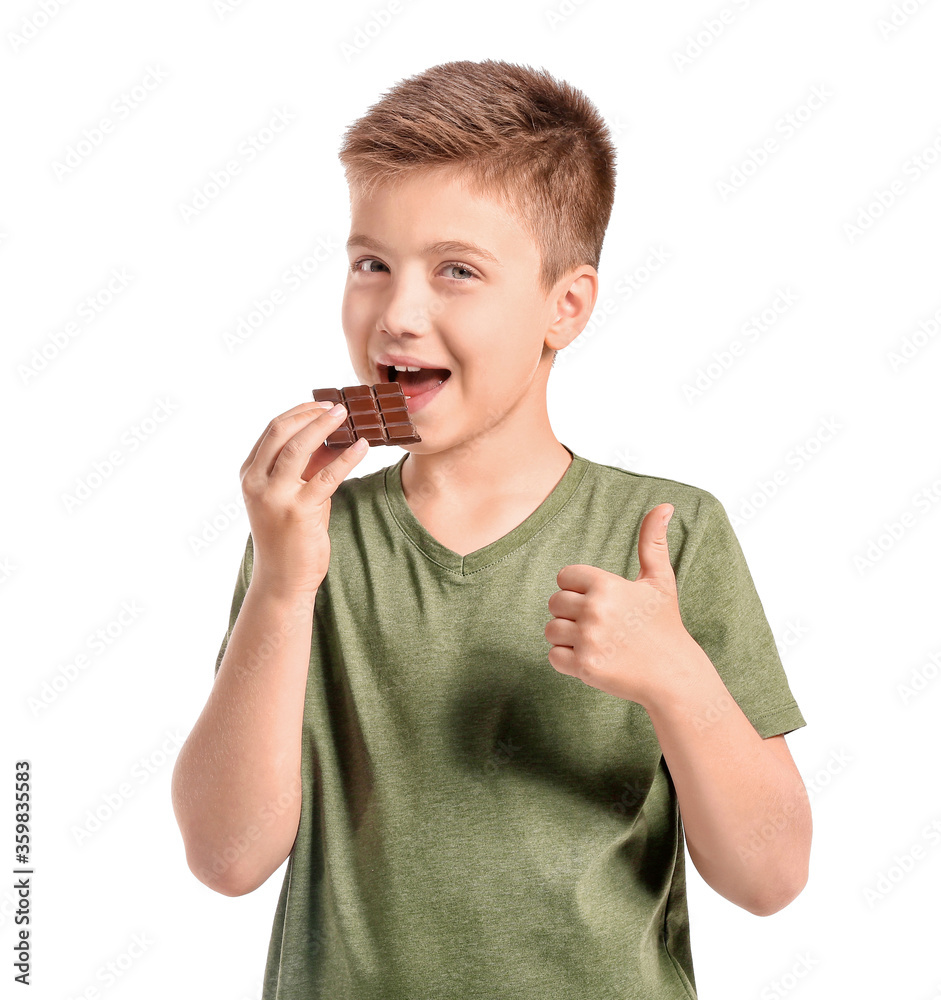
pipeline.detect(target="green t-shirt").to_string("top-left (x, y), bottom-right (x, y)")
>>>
top-left (214, 445), bottom-right (806, 999)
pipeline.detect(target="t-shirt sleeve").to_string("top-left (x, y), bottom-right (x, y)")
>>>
top-left (214, 532), bottom-right (255, 679)
top-left (675, 495), bottom-right (806, 738)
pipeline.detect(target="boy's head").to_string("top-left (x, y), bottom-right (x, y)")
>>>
top-left (337, 60), bottom-right (617, 456)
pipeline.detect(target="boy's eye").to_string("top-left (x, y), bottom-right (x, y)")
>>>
top-left (350, 257), bottom-right (388, 273)
top-left (349, 258), bottom-right (478, 281)
top-left (443, 263), bottom-right (476, 281)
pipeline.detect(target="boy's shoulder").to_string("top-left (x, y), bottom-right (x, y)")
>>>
top-left (575, 452), bottom-right (727, 525)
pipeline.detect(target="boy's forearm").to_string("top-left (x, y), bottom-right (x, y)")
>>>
top-left (640, 645), bottom-right (812, 916)
top-left (171, 582), bottom-right (317, 896)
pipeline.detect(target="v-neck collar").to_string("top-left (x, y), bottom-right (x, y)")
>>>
top-left (382, 444), bottom-right (590, 576)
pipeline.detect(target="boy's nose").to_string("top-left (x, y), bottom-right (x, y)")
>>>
top-left (377, 285), bottom-right (441, 336)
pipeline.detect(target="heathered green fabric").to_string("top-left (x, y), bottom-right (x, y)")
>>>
top-left (214, 445), bottom-right (806, 999)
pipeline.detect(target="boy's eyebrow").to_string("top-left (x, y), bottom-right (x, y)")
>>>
top-left (346, 234), bottom-right (502, 267)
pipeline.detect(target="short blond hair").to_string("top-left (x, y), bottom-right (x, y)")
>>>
top-left (338, 59), bottom-right (617, 297)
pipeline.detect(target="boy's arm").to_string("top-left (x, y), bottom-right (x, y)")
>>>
top-left (547, 496), bottom-right (810, 915)
top-left (637, 495), bottom-right (810, 916)
top-left (170, 582), bottom-right (317, 896)
top-left (641, 652), bottom-right (812, 916)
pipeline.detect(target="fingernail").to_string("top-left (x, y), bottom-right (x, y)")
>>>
top-left (329, 403), bottom-right (346, 416)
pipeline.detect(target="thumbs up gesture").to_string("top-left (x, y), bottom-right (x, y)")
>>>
top-left (545, 504), bottom-right (701, 706)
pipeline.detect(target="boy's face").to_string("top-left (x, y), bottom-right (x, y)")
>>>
top-left (342, 168), bottom-right (583, 456)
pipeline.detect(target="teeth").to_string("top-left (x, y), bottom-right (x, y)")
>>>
top-left (393, 365), bottom-right (421, 372)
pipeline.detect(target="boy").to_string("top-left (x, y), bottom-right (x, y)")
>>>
top-left (171, 59), bottom-right (811, 999)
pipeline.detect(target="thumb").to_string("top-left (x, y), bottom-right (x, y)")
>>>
top-left (635, 503), bottom-right (675, 589)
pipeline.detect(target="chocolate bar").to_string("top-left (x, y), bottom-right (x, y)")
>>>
top-left (312, 382), bottom-right (421, 448)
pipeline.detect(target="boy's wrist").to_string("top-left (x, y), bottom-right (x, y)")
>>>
top-left (635, 639), bottom-right (718, 714)
top-left (247, 575), bottom-right (321, 609)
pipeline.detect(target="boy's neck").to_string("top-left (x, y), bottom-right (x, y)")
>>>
top-left (399, 423), bottom-right (572, 513)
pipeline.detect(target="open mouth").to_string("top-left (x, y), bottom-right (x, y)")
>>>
top-left (381, 365), bottom-right (451, 398)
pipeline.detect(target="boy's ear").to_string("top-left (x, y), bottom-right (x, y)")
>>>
top-left (546, 266), bottom-right (598, 351)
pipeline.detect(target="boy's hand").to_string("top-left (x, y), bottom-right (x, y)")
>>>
top-left (240, 400), bottom-right (370, 599)
top-left (545, 504), bottom-right (701, 706)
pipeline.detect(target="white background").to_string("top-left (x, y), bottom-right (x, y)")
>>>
top-left (3, 1), bottom-right (940, 998)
